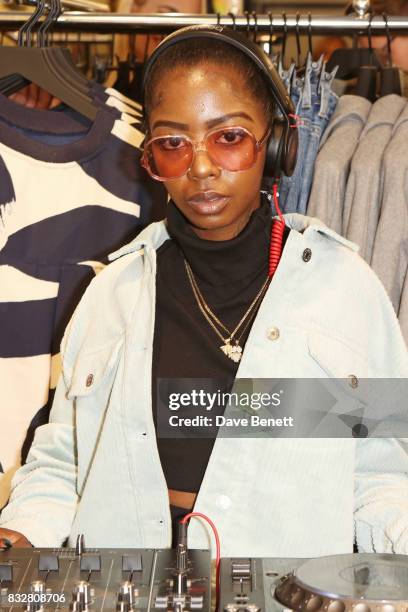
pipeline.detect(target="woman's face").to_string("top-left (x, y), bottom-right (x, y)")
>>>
top-left (147, 63), bottom-right (269, 241)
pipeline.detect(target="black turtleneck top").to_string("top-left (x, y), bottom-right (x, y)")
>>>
top-left (152, 197), bottom-right (290, 493)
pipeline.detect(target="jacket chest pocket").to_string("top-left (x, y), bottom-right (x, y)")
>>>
top-left (307, 331), bottom-right (388, 437)
top-left (66, 337), bottom-right (124, 494)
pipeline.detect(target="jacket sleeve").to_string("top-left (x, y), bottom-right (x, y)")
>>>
top-left (355, 438), bottom-right (408, 553)
top-left (353, 263), bottom-right (408, 553)
top-left (0, 348), bottom-right (78, 547)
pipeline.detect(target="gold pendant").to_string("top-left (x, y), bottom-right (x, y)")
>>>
top-left (220, 340), bottom-right (243, 363)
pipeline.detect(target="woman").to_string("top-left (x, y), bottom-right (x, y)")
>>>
top-left (0, 26), bottom-right (407, 558)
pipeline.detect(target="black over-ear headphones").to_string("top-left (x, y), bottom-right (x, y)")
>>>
top-left (141, 24), bottom-right (298, 179)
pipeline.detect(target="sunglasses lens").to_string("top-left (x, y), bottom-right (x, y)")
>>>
top-left (144, 128), bottom-right (258, 180)
top-left (145, 136), bottom-right (193, 180)
top-left (206, 128), bottom-right (257, 171)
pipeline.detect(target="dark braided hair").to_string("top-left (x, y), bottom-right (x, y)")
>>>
top-left (144, 37), bottom-right (274, 125)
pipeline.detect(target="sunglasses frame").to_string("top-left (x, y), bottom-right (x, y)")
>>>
top-left (141, 125), bottom-right (271, 181)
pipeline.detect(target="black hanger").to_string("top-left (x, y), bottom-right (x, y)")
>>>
top-left (268, 12), bottom-right (274, 58)
top-left (244, 11), bottom-right (251, 39)
top-left (280, 12), bottom-right (288, 70)
top-left (327, 13), bottom-right (381, 80)
top-left (294, 12), bottom-right (302, 69)
top-left (355, 13), bottom-right (378, 101)
top-left (228, 12), bottom-right (237, 31)
top-left (252, 11), bottom-right (258, 44)
top-left (0, 0), bottom-right (97, 119)
top-left (379, 12), bottom-right (402, 96)
top-left (307, 13), bottom-right (313, 59)
top-left (39, 0), bottom-right (90, 94)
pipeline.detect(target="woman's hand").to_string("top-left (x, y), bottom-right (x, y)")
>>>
top-left (0, 527), bottom-right (32, 549)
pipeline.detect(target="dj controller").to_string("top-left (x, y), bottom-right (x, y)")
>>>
top-left (1, 538), bottom-right (408, 611)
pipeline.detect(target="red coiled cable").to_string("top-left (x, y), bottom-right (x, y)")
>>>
top-left (269, 182), bottom-right (285, 278)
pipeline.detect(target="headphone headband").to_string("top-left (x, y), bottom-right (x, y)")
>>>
top-left (141, 25), bottom-right (298, 178)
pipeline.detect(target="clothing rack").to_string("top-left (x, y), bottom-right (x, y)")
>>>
top-left (1, 12), bottom-right (408, 33)
top-left (2, 0), bottom-right (109, 11)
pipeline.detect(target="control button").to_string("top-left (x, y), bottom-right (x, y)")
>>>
top-left (231, 560), bottom-right (251, 581)
top-left (38, 554), bottom-right (59, 572)
top-left (70, 580), bottom-right (91, 611)
top-left (224, 605), bottom-right (239, 612)
top-left (245, 606), bottom-right (261, 612)
top-left (348, 374), bottom-right (358, 389)
top-left (216, 495), bottom-right (231, 510)
top-left (85, 374), bottom-right (94, 387)
top-left (30, 580), bottom-right (45, 592)
top-left (80, 553), bottom-right (101, 572)
top-left (0, 564), bottom-right (12, 582)
top-left (267, 327), bottom-right (280, 341)
top-left (302, 248), bottom-right (312, 262)
top-left (117, 580), bottom-right (137, 611)
top-left (26, 581), bottom-right (46, 611)
top-left (122, 554), bottom-right (142, 572)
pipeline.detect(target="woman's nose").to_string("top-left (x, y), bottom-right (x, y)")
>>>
top-left (187, 150), bottom-right (221, 181)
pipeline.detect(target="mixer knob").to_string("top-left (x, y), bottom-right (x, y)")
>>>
top-left (31, 580), bottom-right (45, 592)
top-left (117, 580), bottom-right (138, 611)
top-left (70, 580), bottom-right (92, 611)
top-left (25, 581), bottom-right (46, 612)
top-left (231, 560), bottom-right (251, 581)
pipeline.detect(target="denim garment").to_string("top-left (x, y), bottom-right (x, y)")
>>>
top-left (297, 62), bottom-right (339, 214)
top-left (280, 56), bottom-right (338, 215)
top-left (0, 215), bottom-right (407, 558)
top-left (280, 56), bottom-right (317, 213)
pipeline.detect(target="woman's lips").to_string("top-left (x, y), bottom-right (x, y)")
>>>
top-left (187, 192), bottom-right (230, 216)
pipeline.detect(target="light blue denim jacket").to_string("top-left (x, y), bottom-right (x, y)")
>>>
top-left (1, 213), bottom-right (408, 558)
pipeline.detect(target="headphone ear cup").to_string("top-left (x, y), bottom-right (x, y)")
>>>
top-left (263, 119), bottom-right (299, 180)
top-left (263, 120), bottom-right (285, 181)
top-left (282, 125), bottom-right (298, 177)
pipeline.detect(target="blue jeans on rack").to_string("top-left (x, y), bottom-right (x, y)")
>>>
top-left (279, 57), bottom-right (338, 215)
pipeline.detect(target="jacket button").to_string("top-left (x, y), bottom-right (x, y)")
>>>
top-left (267, 327), bottom-right (280, 341)
top-left (302, 248), bottom-right (312, 262)
top-left (216, 495), bottom-right (231, 510)
top-left (348, 374), bottom-right (358, 389)
top-left (86, 374), bottom-right (94, 387)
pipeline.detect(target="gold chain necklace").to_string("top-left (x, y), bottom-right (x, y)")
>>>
top-left (184, 259), bottom-right (271, 363)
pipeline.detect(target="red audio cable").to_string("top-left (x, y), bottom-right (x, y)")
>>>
top-left (269, 182), bottom-right (285, 278)
top-left (179, 512), bottom-right (221, 611)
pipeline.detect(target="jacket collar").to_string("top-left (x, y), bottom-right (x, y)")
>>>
top-left (108, 212), bottom-right (358, 262)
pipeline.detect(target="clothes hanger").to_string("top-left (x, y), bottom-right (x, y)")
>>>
top-left (0, 0), bottom-right (98, 119)
top-left (267, 12), bottom-right (274, 59)
top-left (44, 0), bottom-right (90, 94)
top-left (252, 11), bottom-right (258, 44)
top-left (244, 11), bottom-right (251, 39)
top-left (294, 12), bottom-right (302, 69)
top-left (228, 12), bottom-right (237, 32)
top-left (379, 12), bottom-right (402, 96)
top-left (327, 12), bottom-right (380, 80)
top-left (355, 13), bottom-right (378, 101)
top-left (281, 12), bottom-right (288, 70)
top-left (35, 0), bottom-right (90, 95)
top-left (307, 13), bottom-right (313, 60)
top-left (0, 0), bottom-right (42, 95)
